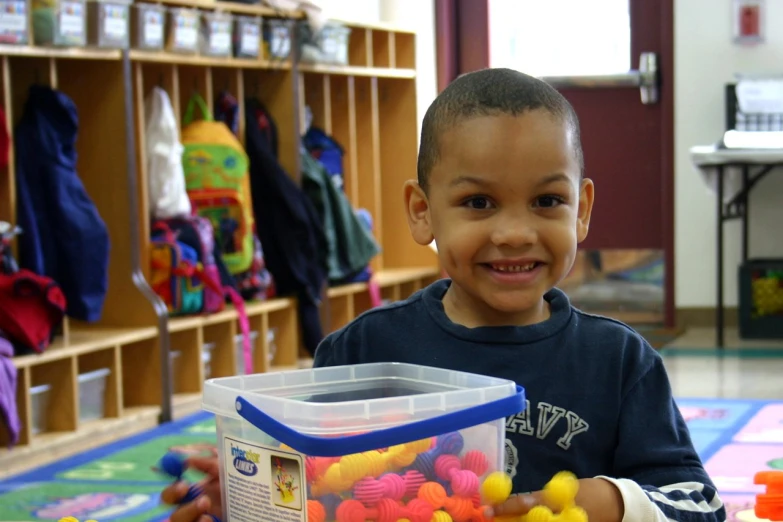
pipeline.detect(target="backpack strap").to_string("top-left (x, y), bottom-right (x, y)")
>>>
top-left (189, 263), bottom-right (254, 375)
top-left (183, 92), bottom-right (214, 126)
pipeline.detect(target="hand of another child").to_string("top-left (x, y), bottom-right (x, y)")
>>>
top-left (160, 456), bottom-right (222, 522)
top-left (486, 478), bottom-right (624, 522)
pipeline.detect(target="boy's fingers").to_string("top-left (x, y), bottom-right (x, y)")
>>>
top-left (485, 493), bottom-right (538, 518)
top-left (185, 457), bottom-right (220, 477)
top-left (160, 481), bottom-right (189, 506)
top-left (168, 496), bottom-right (211, 522)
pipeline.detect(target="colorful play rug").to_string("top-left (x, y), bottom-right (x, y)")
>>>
top-left (0, 398), bottom-right (781, 522)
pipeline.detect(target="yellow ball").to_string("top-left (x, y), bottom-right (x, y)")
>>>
top-left (525, 505), bottom-right (554, 522)
top-left (559, 506), bottom-right (589, 522)
top-left (481, 471), bottom-right (513, 505)
top-left (431, 511), bottom-right (454, 522)
top-left (543, 472), bottom-right (579, 510)
top-left (406, 437), bottom-right (433, 454)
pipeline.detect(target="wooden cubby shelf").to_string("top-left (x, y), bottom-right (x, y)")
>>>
top-left (1, 8), bottom-right (437, 476)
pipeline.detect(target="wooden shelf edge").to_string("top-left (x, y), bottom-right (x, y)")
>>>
top-left (327, 267), bottom-right (440, 298)
top-left (374, 267), bottom-right (441, 287)
top-left (0, 44), bottom-right (121, 60)
top-left (141, 0), bottom-right (304, 18)
top-left (12, 326), bottom-right (158, 368)
top-left (332, 18), bottom-right (416, 35)
top-left (299, 63), bottom-right (416, 79)
top-left (168, 296), bottom-right (297, 332)
top-left (130, 49), bottom-right (291, 69)
top-left (0, 406), bottom-right (160, 480)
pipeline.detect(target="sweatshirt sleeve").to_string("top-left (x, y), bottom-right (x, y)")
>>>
top-left (601, 346), bottom-right (725, 522)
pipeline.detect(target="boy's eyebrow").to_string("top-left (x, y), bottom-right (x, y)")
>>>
top-left (450, 175), bottom-right (492, 187)
top-left (537, 173), bottom-right (572, 186)
top-left (450, 173), bottom-right (573, 188)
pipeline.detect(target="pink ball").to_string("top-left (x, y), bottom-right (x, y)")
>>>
top-left (379, 473), bottom-right (406, 500)
top-left (353, 477), bottom-right (384, 507)
top-left (403, 470), bottom-right (427, 498)
top-left (461, 450), bottom-right (489, 477)
top-left (336, 499), bottom-right (366, 522)
top-left (451, 469), bottom-right (479, 497)
top-left (434, 454), bottom-right (461, 481)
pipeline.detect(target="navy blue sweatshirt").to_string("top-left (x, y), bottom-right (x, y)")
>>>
top-left (313, 279), bottom-right (725, 522)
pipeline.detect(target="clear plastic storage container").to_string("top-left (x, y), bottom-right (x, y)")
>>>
top-left (78, 368), bottom-right (110, 422)
top-left (29, 383), bottom-right (51, 435)
top-left (263, 18), bottom-right (290, 60)
top-left (233, 14), bottom-right (259, 58)
top-left (201, 10), bottom-right (231, 56)
top-left (234, 329), bottom-right (259, 375)
top-left (319, 23), bottom-right (351, 65)
top-left (32, 0), bottom-right (86, 46)
top-left (202, 362), bottom-right (525, 522)
top-left (131, 2), bottom-right (164, 50)
top-left (0, 0), bottom-right (31, 45)
top-left (166, 6), bottom-right (198, 53)
top-left (87, 0), bottom-right (129, 48)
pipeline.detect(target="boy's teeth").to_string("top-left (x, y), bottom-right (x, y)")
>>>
top-left (492, 263), bottom-right (537, 272)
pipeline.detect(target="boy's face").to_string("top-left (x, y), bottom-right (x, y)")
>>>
top-left (405, 110), bottom-right (594, 327)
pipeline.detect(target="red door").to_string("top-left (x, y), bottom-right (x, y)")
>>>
top-left (474, 0), bottom-right (676, 328)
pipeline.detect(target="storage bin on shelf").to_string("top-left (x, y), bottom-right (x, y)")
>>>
top-left (131, 1), bottom-right (164, 50)
top-left (201, 9), bottom-right (232, 57)
top-left (263, 17), bottom-right (290, 60)
top-left (202, 362), bottom-right (525, 522)
top-left (233, 329), bottom-right (259, 375)
top-left (78, 367), bottom-right (110, 422)
top-left (165, 6), bottom-right (198, 53)
top-left (32, 0), bottom-right (87, 46)
top-left (0, 0), bottom-right (31, 45)
top-left (29, 383), bottom-right (51, 435)
top-left (86, 0), bottom-right (130, 48)
top-left (233, 14), bottom-right (260, 58)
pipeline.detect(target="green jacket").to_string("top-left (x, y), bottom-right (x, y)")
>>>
top-left (300, 149), bottom-right (380, 283)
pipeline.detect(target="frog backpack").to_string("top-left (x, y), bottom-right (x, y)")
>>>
top-left (181, 92), bottom-right (254, 275)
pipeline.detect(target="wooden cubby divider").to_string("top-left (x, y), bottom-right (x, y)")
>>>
top-left (1, 8), bottom-right (439, 477)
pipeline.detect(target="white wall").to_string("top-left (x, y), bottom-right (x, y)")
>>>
top-left (675, 0), bottom-right (783, 308)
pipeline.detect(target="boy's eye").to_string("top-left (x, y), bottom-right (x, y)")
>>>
top-left (463, 196), bottom-right (493, 210)
top-left (535, 195), bottom-right (565, 208)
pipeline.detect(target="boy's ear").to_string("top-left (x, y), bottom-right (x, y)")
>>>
top-left (403, 180), bottom-right (435, 246)
top-left (576, 178), bottom-right (595, 243)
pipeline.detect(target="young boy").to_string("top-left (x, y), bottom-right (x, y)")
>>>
top-left (161, 68), bottom-right (725, 522)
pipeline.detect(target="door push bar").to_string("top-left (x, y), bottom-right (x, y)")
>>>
top-left (539, 52), bottom-right (659, 105)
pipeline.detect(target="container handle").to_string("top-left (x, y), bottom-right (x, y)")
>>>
top-left (234, 385), bottom-right (525, 457)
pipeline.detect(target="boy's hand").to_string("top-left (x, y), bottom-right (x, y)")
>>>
top-left (160, 456), bottom-right (222, 522)
top-left (487, 478), bottom-right (624, 522)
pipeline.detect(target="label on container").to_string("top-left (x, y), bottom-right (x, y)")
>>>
top-left (0, 0), bottom-right (27, 43)
top-left (101, 4), bottom-right (127, 40)
top-left (142, 9), bottom-right (163, 47)
top-left (174, 12), bottom-right (197, 49)
top-left (208, 19), bottom-right (231, 55)
top-left (59, 1), bottom-right (85, 39)
top-left (269, 24), bottom-right (290, 57)
top-left (239, 22), bottom-right (259, 56)
top-left (222, 436), bottom-right (306, 522)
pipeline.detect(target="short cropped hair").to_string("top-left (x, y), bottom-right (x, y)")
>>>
top-left (417, 68), bottom-right (584, 192)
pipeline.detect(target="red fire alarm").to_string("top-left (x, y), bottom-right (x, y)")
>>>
top-left (734, 0), bottom-right (765, 44)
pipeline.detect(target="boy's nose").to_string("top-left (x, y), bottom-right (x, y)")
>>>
top-left (490, 219), bottom-right (537, 248)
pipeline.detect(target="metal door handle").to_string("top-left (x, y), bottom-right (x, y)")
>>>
top-left (539, 52), bottom-right (659, 105)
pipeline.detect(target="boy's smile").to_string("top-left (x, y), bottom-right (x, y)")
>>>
top-left (405, 109), bottom-right (595, 328)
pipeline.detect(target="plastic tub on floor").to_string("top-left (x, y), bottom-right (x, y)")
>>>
top-left (78, 367), bottom-right (110, 423)
top-left (202, 362), bottom-right (525, 522)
